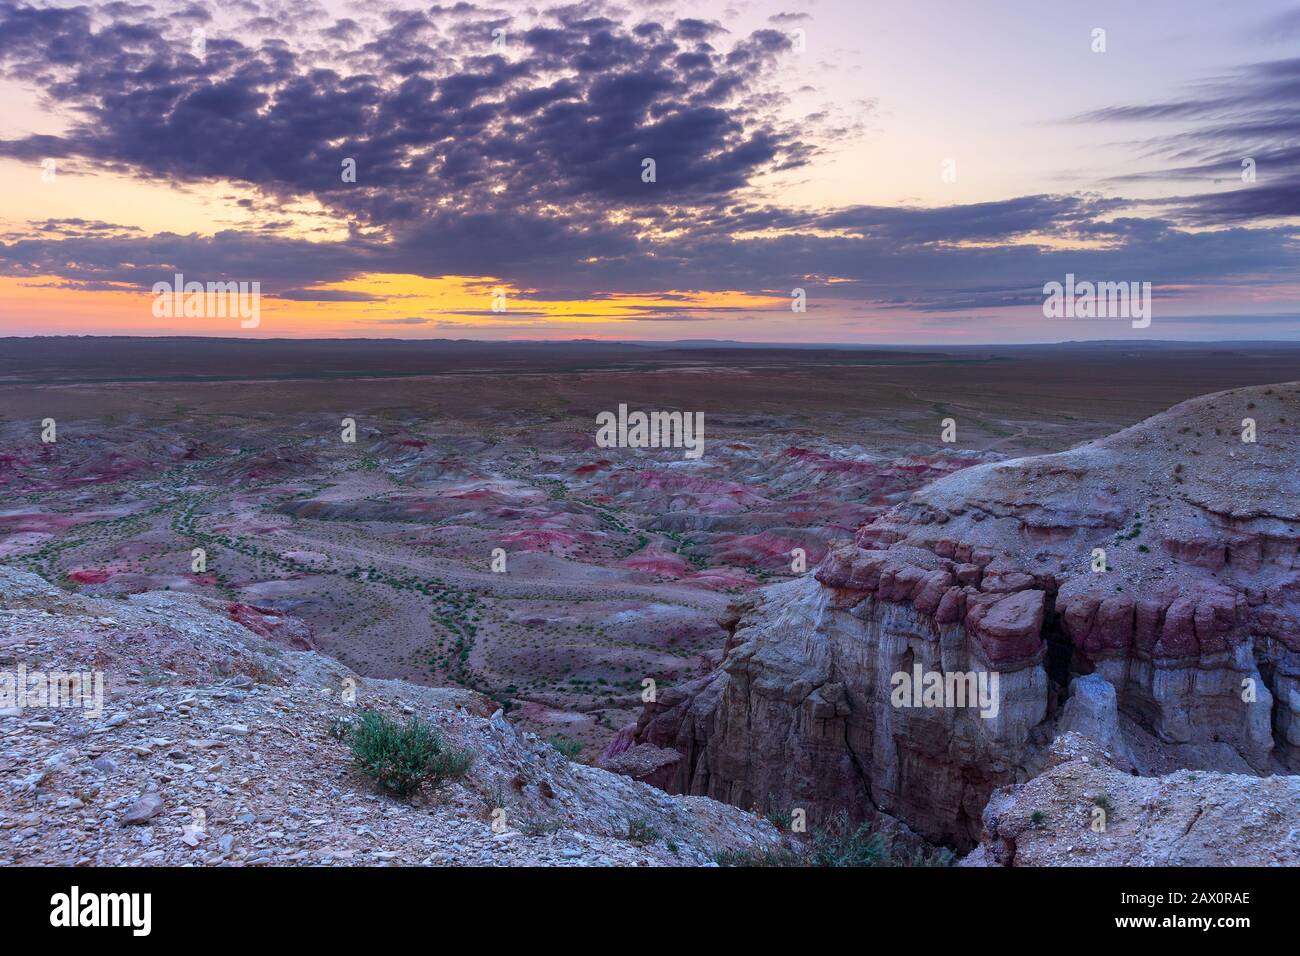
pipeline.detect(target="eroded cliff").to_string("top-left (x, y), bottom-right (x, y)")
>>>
top-left (604, 384), bottom-right (1300, 849)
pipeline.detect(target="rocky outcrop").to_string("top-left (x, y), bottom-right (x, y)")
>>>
top-left (1056, 673), bottom-right (1136, 770)
top-left (227, 602), bottom-right (314, 650)
top-left (965, 733), bottom-right (1300, 866)
top-left (0, 565), bottom-right (781, 866)
top-left (619, 576), bottom-right (1049, 846)
top-left (606, 384), bottom-right (1300, 850)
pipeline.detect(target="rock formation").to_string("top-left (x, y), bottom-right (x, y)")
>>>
top-left (965, 733), bottom-right (1300, 866)
top-left (605, 384), bottom-right (1300, 850)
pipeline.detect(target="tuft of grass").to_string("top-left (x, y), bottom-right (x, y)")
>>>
top-left (626, 817), bottom-right (662, 845)
top-left (759, 793), bottom-right (794, 832)
top-left (519, 815), bottom-right (563, 838)
top-left (547, 735), bottom-right (584, 760)
top-left (340, 710), bottom-right (473, 800)
top-left (714, 845), bottom-right (802, 867)
top-left (716, 812), bottom-right (954, 868)
top-left (803, 813), bottom-right (890, 867)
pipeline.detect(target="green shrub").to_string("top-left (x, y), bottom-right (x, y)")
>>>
top-left (805, 812), bottom-right (889, 867)
top-left (342, 710), bottom-right (473, 799)
top-left (760, 794), bottom-right (794, 832)
top-left (626, 817), bottom-right (662, 845)
top-left (547, 735), bottom-right (583, 760)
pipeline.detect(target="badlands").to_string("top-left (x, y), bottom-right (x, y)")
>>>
top-left (2, 338), bottom-right (1299, 864)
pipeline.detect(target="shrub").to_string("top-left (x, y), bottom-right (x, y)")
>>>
top-left (342, 710), bottom-right (473, 799)
top-left (626, 817), bottom-right (662, 845)
top-left (547, 735), bottom-right (583, 760)
top-left (759, 792), bottom-right (793, 831)
top-left (716, 812), bottom-right (955, 868)
top-left (715, 844), bottom-right (802, 867)
top-left (805, 812), bottom-right (889, 867)
top-left (519, 815), bottom-right (562, 838)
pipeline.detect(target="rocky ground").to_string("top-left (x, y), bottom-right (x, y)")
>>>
top-left (608, 383), bottom-right (1300, 859)
top-left (966, 733), bottom-right (1300, 866)
top-left (0, 565), bottom-right (781, 866)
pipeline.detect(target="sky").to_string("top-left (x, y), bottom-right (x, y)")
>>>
top-left (0, 0), bottom-right (1297, 343)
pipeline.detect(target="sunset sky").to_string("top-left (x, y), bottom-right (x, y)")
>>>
top-left (0, 0), bottom-right (1297, 342)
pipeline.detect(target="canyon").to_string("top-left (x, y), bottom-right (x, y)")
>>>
top-left (606, 381), bottom-right (1300, 854)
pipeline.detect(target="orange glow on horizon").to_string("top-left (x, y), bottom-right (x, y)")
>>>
top-left (0, 273), bottom-right (787, 337)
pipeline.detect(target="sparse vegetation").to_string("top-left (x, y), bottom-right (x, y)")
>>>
top-left (1091, 792), bottom-right (1115, 819)
top-left (717, 812), bottom-right (955, 867)
top-left (759, 794), bottom-right (794, 832)
top-left (626, 817), bottom-right (662, 845)
top-left (547, 735), bottom-right (584, 760)
top-left (340, 710), bottom-right (473, 800)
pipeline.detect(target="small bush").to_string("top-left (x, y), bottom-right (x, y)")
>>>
top-left (343, 710), bottom-right (473, 799)
top-left (626, 817), bottom-right (662, 845)
top-left (519, 815), bottom-right (562, 838)
top-left (715, 844), bottom-right (802, 867)
top-left (765, 807), bottom-right (794, 832)
top-left (547, 735), bottom-right (583, 760)
top-left (805, 812), bottom-right (889, 867)
top-left (717, 812), bottom-right (955, 868)
top-left (759, 792), bottom-right (793, 831)
top-left (904, 845), bottom-right (957, 867)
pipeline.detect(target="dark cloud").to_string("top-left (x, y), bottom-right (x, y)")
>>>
top-left (0, 0), bottom-right (803, 216)
top-left (1081, 56), bottom-right (1300, 224)
top-left (28, 218), bottom-right (143, 236)
top-left (0, 0), bottom-right (1295, 328)
top-left (0, 230), bottom-right (373, 293)
top-left (805, 195), bottom-right (1116, 244)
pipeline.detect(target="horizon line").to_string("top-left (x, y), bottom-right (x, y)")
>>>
top-left (6, 334), bottom-right (1300, 349)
